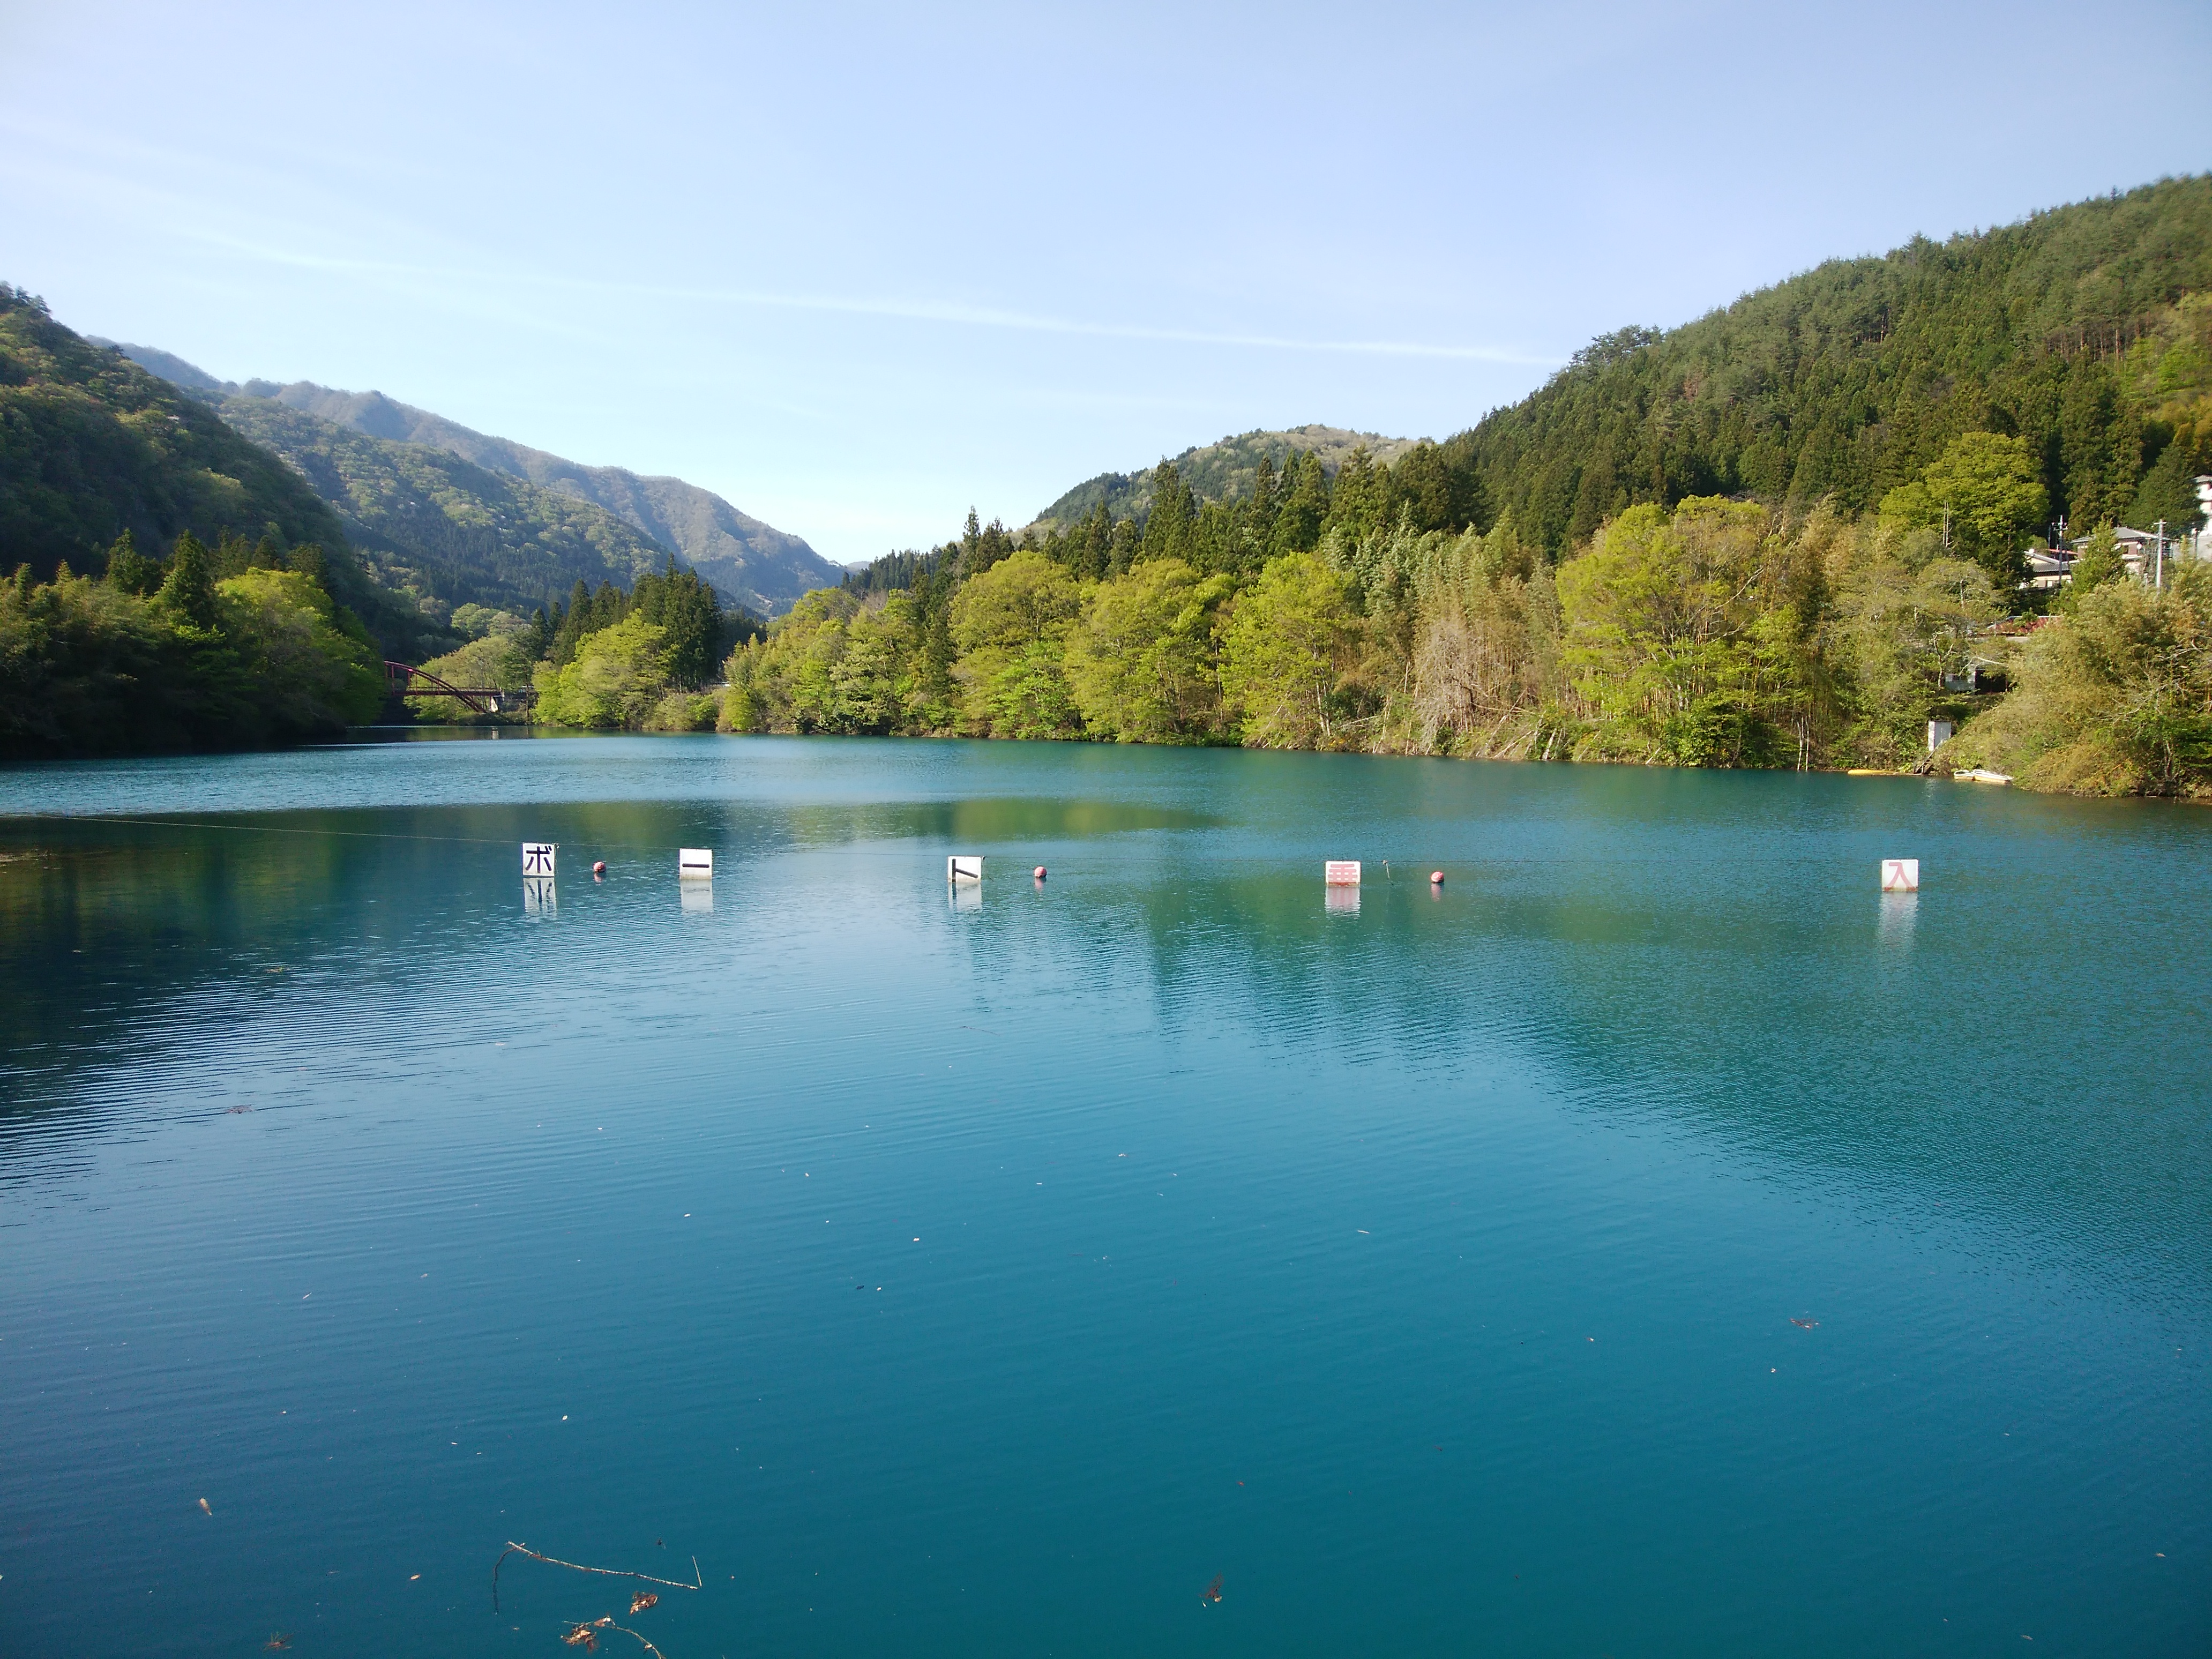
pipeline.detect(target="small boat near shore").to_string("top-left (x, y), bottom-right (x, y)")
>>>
top-left (1954, 768), bottom-right (2014, 785)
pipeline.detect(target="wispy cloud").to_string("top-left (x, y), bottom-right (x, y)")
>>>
top-left (84, 205), bottom-right (1558, 369)
top-left (1, 111), bottom-right (1560, 368)
top-left (627, 279), bottom-right (1558, 365)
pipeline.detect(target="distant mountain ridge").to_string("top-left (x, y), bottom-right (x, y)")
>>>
top-left (106, 347), bottom-right (839, 616)
top-left (1033, 424), bottom-right (1421, 528)
top-left (206, 394), bottom-right (691, 625)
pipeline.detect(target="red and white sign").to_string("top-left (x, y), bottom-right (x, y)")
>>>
top-left (1324, 860), bottom-right (1361, 886)
top-left (1881, 858), bottom-right (1919, 892)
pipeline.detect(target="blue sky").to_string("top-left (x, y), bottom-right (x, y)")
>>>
top-left (4, 1), bottom-right (2207, 563)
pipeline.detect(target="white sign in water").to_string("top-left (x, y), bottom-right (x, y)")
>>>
top-left (678, 848), bottom-right (713, 879)
top-left (947, 855), bottom-right (983, 883)
top-left (1324, 860), bottom-right (1361, 886)
top-left (1881, 858), bottom-right (1920, 892)
top-left (522, 842), bottom-right (556, 875)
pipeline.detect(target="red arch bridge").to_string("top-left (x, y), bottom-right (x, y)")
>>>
top-left (384, 660), bottom-right (538, 715)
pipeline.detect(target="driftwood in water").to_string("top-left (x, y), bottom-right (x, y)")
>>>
top-left (492, 1540), bottom-right (701, 1613)
top-left (560, 1615), bottom-right (668, 1657)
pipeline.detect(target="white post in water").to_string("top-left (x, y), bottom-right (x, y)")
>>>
top-left (678, 848), bottom-right (713, 879)
top-left (522, 842), bottom-right (556, 875)
top-left (1881, 858), bottom-right (1919, 892)
top-left (1324, 860), bottom-right (1361, 886)
top-left (947, 855), bottom-right (983, 884)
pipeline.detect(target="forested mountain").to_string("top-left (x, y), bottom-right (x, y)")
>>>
top-left (1439, 175), bottom-right (2212, 555)
top-left (0, 287), bottom-right (439, 657)
top-left (1034, 425), bottom-right (1417, 529)
top-left (201, 394), bottom-right (692, 624)
top-left (1001, 178), bottom-right (2212, 572)
top-left (769, 178), bottom-right (2212, 801)
top-left (107, 349), bottom-right (839, 617)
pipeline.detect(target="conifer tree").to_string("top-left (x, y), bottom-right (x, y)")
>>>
top-left (158, 531), bottom-right (219, 629)
top-left (1249, 454), bottom-right (1280, 542)
top-left (1274, 452), bottom-right (1329, 554)
top-left (103, 530), bottom-right (159, 595)
top-left (1107, 517), bottom-right (1141, 576)
top-left (1140, 462), bottom-right (1195, 565)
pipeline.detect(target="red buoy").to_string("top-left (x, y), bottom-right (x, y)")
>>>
top-left (1034, 866), bottom-right (1048, 880)
top-left (1430, 870), bottom-right (1444, 884)
top-left (593, 860), bottom-right (607, 877)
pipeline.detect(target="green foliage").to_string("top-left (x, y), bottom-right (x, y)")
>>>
top-left (157, 530), bottom-right (220, 630)
top-left (0, 288), bottom-right (342, 576)
top-left (0, 539), bottom-right (391, 758)
top-left (409, 633), bottom-right (536, 723)
top-left (947, 550), bottom-right (1082, 737)
top-left (103, 530), bottom-right (159, 596)
top-left (1877, 431), bottom-right (2046, 584)
top-left (450, 602), bottom-right (528, 640)
top-left (1951, 565), bottom-right (2212, 794)
top-left (1556, 499), bottom-right (1822, 766)
top-left (1441, 177), bottom-right (2212, 555)
top-left (629, 559), bottom-right (728, 685)
top-left (19, 181), bottom-right (2211, 789)
top-left (1065, 558), bottom-right (1233, 743)
top-left (2059, 523), bottom-right (2125, 606)
top-left (1033, 426), bottom-right (1419, 528)
top-left (538, 561), bottom-right (744, 686)
top-left (1219, 554), bottom-right (1361, 748)
top-left (644, 690), bottom-right (722, 733)
top-left (0, 287), bottom-right (434, 660)
top-left (210, 392), bottom-right (686, 624)
top-left (215, 569), bottom-right (385, 729)
top-left (532, 612), bottom-right (676, 729)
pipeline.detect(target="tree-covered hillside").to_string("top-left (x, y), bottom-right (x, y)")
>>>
top-left (1444, 176), bottom-right (2212, 555)
top-left (123, 368), bottom-right (842, 617)
top-left (785, 180), bottom-right (2212, 800)
top-left (208, 394), bottom-right (692, 624)
top-left (1033, 425), bottom-right (1418, 529)
top-left (0, 287), bottom-right (438, 656)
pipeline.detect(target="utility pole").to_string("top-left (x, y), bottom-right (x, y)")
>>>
top-left (2154, 519), bottom-right (2166, 588)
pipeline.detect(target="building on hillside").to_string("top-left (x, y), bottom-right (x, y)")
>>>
top-left (2020, 482), bottom-right (2212, 589)
top-left (2078, 526), bottom-right (2162, 578)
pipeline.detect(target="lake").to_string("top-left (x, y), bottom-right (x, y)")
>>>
top-left (2, 734), bottom-right (2207, 1657)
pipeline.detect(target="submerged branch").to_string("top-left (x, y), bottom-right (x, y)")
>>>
top-left (494, 1541), bottom-right (701, 1612)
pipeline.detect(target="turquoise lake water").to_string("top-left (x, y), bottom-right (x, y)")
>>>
top-left (2, 734), bottom-right (2207, 1657)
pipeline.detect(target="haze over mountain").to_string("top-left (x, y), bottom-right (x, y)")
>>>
top-left (109, 347), bottom-right (839, 617)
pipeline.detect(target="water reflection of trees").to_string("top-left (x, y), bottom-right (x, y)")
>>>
top-left (943, 856), bottom-right (2212, 1315)
top-left (5, 782), bottom-right (2208, 1313)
